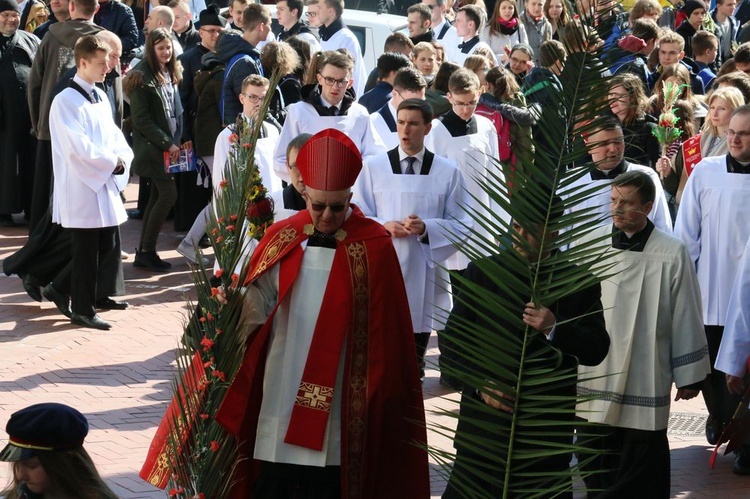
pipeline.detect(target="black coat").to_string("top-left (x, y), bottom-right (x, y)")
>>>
top-left (443, 250), bottom-right (609, 498)
top-left (94, 0), bottom-right (139, 54)
top-left (0, 30), bottom-right (39, 215)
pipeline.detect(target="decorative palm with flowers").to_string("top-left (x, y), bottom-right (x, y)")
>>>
top-left (139, 74), bottom-right (280, 498)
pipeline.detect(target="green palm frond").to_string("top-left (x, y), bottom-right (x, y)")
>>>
top-left (151, 71), bottom-right (283, 499)
top-left (431, 23), bottom-right (621, 498)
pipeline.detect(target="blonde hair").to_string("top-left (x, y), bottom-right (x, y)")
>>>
top-left (702, 86), bottom-right (746, 135)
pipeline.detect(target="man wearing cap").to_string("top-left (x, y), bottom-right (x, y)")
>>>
top-left (215, 128), bottom-right (430, 498)
top-left (0, 0), bottom-right (38, 228)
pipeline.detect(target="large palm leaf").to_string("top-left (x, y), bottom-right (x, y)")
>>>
top-left (430, 25), bottom-right (619, 498)
top-left (141, 71), bottom-right (282, 498)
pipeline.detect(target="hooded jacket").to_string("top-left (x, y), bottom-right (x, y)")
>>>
top-left (27, 19), bottom-right (102, 141)
top-left (216, 32), bottom-right (261, 125)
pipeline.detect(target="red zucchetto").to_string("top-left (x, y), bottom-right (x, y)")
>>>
top-left (296, 128), bottom-right (362, 191)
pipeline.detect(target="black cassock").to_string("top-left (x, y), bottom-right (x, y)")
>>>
top-left (0, 30), bottom-right (38, 217)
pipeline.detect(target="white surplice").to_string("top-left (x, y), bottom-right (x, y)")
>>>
top-left (717, 235), bottom-right (750, 378)
top-left (352, 148), bottom-right (472, 332)
top-left (560, 163), bottom-right (672, 235)
top-left (369, 101), bottom-right (399, 151)
top-left (272, 100), bottom-right (386, 182)
top-left (674, 155), bottom-right (750, 326)
top-left (427, 115), bottom-right (508, 271)
top-left (49, 79), bottom-right (133, 229)
top-left (212, 119), bottom-right (281, 194)
top-left (577, 225), bottom-right (710, 431)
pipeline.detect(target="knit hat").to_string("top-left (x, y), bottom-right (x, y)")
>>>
top-left (0, 0), bottom-right (20, 14)
top-left (683, 0), bottom-right (707, 17)
top-left (199, 5), bottom-right (226, 28)
top-left (0, 403), bottom-right (89, 462)
top-left (296, 129), bottom-right (362, 191)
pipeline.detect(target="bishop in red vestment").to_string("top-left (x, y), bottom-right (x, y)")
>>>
top-left (215, 129), bottom-right (430, 498)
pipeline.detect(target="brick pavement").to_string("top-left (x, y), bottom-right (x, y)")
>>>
top-left (0, 184), bottom-right (749, 497)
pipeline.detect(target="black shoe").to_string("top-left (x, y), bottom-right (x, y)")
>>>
top-left (734, 447), bottom-right (750, 475)
top-left (133, 249), bottom-right (171, 272)
top-left (21, 274), bottom-right (42, 302)
top-left (95, 298), bottom-right (129, 310)
top-left (706, 415), bottom-right (723, 445)
top-left (42, 283), bottom-right (72, 318)
top-left (0, 214), bottom-right (15, 227)
top-left (71, 313), bottom-right (112, 330)
top-left (198, 234), bottom-right (210, 248)
top-left (126, 209), bottom-right (143, 220)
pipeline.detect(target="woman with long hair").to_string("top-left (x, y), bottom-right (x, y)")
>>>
top-left (464, 54), bottom-right (492, 89)
top-left (608, 73), bottom-right (661, 168)
top-left (0, 403), bottom-right (118, 499)
top-left (648, 64), bottom-right (707, 126)
top-left (260, 41), bottom-right (302, 124)
top-left (658, 87), bottom-right (745, 211)
top-left (123, 27), bottom-right (184, 272)
top-left (545, 0), bottom-right (570, 40)
top-left (481, 0), bottom-right (528, 63)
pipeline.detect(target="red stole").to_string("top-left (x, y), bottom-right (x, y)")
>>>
top-left (215, 206), bottom-right (430, 498)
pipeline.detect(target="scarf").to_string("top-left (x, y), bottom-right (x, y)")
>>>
top-left (498, 16), bottom-right (519, 35)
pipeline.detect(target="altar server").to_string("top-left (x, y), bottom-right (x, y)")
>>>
top-left (674, 105), bottom-right (750, 467)
top-left (577, 171), bottom-right (710, 495)
top-left (316, 0), bottom-right (368, 97)
top-left (354, 98), bottom-right (472, 376)
top-left (272, 50), bottom-right (385, 183)
top-left (561, 116), bottom-right (672, 234)
top-left (371, 68), bottom-right (428, 151)
top-left (49, 35), bottom-right (133, 330)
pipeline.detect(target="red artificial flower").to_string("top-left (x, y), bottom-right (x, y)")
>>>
top-left (229, 214), bottom-right (238, 222)
top-left (219, 179), bottom-right (229, 189)
top-left (218, 216), bottom-right (225, 224)
top-left (200, 413), bottom-right (209, 420)
top-left (226, 225), bottom-right (236, 232)
top-left (214, 268), bottom-right (224, 278)
top-left (169, 488), bottom-right (184, 497)
top-left (210, 440), bottom-right (220, 452)
top-left (211, 228), bottom-right (219, 236)
top-left (231, 273), bottom-right (239, 286)
top-left (212, 370), bottom-right (226, 382)
top-left (228, 133), bottom-right (239, 144)
top-left (216, 236), bottom-right (224, 243)
top-left (215, 328), bottom-right (223, 335)
top-left (195, 494), bottom-right (206, 499)
top-left (200, 336), bottom-right (214, 352)
top-left (205, 311), bottom-right (214, 321)
top-left (242, 142), bottom-right (252, 149)
top-left (246, 197), bottom-right (273, 219)
top-left (203, 356), bottom-right (214, 368)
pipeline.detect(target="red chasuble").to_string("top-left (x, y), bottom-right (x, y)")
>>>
top-left (215, 205), bottom-right (430, 498)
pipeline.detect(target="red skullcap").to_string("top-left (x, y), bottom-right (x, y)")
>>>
top-left (296, 128), bottom-right (362, 191)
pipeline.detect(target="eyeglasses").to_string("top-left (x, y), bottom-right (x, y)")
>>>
top-left (199, 27), bottom-right (222, 35)
top-left (726, 129), bottom-right (750, 140)
top-left (452, 99), bottom-right (478, 109)
top-left (309, 201), bottom-right (348, 212)
top-left (306, 11), bottom-right (317, 17)
top-left (319, 74), bottom-right (349, 87)
top-left (241, 93), bottom-right (266, 103)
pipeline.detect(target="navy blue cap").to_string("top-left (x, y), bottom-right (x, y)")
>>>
top-left (0, 403), bottom-right (89, 462)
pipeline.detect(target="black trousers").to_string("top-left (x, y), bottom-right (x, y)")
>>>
top-left (703, 325), bottom-right (741, 425)
top-left (253, 461), bottom-right (341, 499)
top-left (65, 226), bottom-right (117, 316)
top-left (438, 270), bottom-right (466, 379)
top-left (577, 424), bottom-right (670, 499)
